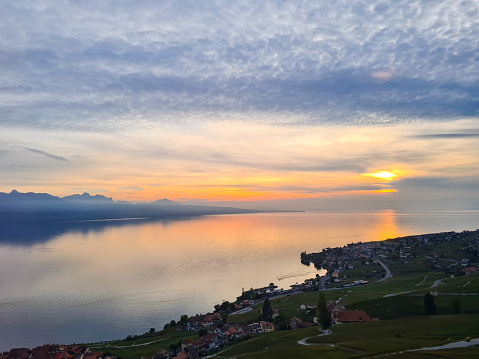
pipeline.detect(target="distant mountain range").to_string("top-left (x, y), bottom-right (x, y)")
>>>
top-left (63, 192), bottom-right (115, 204)
top-left (0, 190), bottom-right (263, 223)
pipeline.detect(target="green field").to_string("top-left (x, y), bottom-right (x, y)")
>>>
top-left (90, 233), bottom-right (479, 359)
top-left (90, 329), bottom-right (198, 359)
top-left (219, 258), bottom-right (479, 358)
top-left (216, 314), bottom-right (479, 358)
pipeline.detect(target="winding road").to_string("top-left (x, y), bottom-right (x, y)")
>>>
top-left (374, 257), bottom-right (392, 282)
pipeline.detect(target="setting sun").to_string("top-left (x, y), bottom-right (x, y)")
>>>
top-left (368, 171), bottom-right (397, 180)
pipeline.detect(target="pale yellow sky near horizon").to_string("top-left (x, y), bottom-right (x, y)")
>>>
top-left (1, 118), bottom-right (478, 209)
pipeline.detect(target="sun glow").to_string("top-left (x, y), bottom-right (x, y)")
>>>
top-left (367, 171), bottom-right (397, 180)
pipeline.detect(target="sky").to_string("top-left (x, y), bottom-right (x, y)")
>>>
top-left (1, 0), bottom-right (478, 210)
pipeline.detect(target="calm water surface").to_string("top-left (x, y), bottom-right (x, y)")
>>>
top-left (1, 210), bottom-right (478, 350)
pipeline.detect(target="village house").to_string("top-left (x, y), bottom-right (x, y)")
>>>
top-left (290, 317), bottom-right (303, 330)
top-left (290, 316), bottom-right (313, 329)
top-left (223, 326), bottom-right (237, 340)
top-left (223, 324), bottom-right (248, 340)
top-left (463, 267), bottom-right (477, 275)
top-left (335, 310), bottom-right (378, 323)
top-left (187, 315), bottom-right (203, 331)
top-left (248, 323), bottom-right (262, 334)
top-left (260, 321), bottom-right (274, 333)
top-left (173, 345), bottom-right (198, 359)
top-left (201, 313), bottom-right (222, 327)
top-left (272, 308), bottom-right (280, 318)
top-left (300, 303), bottom-right (316, 311)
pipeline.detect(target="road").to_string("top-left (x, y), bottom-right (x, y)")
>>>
top-left (425, 255), bottom-right (462, 264)
top-left (409, 338), bottom-right (479, 352)
top-left (231, 259), bottom-right (393, 316)
top-left (374, 257), bottom-right (392, 282)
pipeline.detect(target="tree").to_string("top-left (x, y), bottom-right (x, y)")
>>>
top-left (316, 292), bottom-right (331, 328)
top-left (424, 292), bottom-right (436, 315)
top-left (169, 343), bottom-right (178, 354)
top-left (198, 328), bottom-right (207, 337)
top-left (219, 301), bottom-right (230, 311)
top-left (262, 298), bottom-right (274, 318)
top-left (179, 314), bottom-right (188, 325)
top-left (148, 327), bottom-right (155, 334)
top-left (451, 298), bottom-right (461, 314)
top-left (170, 320), bottom-right (177, 327)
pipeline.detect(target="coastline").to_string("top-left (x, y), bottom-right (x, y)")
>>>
top-left (0, 217), bottom-right (479, 354)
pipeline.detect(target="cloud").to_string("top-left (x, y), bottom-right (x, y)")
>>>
top-left (0, 0), bottom-right (478, 131)
top-left (410, 133), bottom-right (479, 139)
top-left (396, 176), bottom-right (479, 191)
top-left (24, 148), bottom-right (70, 162)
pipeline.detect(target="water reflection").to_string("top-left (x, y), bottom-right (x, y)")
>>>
top-left (1, 210), bottom-right (479, 351)
top-left (0, 217), bottom-right (196, 246)
top-left (373, 209), bottom-right (401, 241)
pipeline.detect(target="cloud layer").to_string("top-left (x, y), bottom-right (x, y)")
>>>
top-left (1, 0), bottom-right (478, 131)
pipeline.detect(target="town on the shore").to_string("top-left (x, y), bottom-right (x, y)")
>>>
top-left (2, 230), bottom-right (477, 359)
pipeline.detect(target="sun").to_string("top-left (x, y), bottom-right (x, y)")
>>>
top-left (368, 171), bottom-right (397, 180)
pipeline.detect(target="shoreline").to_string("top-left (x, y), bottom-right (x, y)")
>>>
top-left (2, 228), bottom-right (478, 354)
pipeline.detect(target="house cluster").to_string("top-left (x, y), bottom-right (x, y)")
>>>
top-left (297, 300), bottom-right (378, 327)
top-left (174, 320), bottom-right (274, 359)
top-left (186, 313), bottom-right (223, 331)
top-left (2, 345), bottom-right (105, 359)
top-left (301, 230), bottom-right (479, 283)
top-left (301, 243), bottom-right (384, 284)
top-left (383, 231), bottom-right (479, 273)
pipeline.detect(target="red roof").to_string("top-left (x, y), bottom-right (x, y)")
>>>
top-left (203, 314), bottom-right (214, 322)
top-left (290, 316), bottom-right (302, 324)
top-left (201, 333), bottom-right (218, 341)
top-left (173, 350), bottom-right (188, 359)
top-left (336, 310), bottom-right (371, 322)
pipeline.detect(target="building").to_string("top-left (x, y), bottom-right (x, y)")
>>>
top-left (335, 310), bottom-right (378, 323)
top-left (260, 321), bottom-right (274, 332)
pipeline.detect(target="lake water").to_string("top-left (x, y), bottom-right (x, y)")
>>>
top-left (1, 210), bottom-right (478, 351)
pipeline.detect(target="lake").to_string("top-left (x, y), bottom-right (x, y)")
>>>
top-left (1, 210), bottom-right (478, 351)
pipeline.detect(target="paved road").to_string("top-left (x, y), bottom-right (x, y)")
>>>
top-left (297, 328), bottom-right (331, 346)
top-left (230, 307), bottom-right (253, 315)
top-left (409, 338), bottom-right (479, 352)
top-left (232, 259), bottom-right (393, 316)
top-left (425, 255), bottom-right (461, 264)
top-left (229, 291), bottom-right (303, 316)
top-left (374, 257), bottom-right (392, 282)
top-left (320, 275), bottom-right (330, 289)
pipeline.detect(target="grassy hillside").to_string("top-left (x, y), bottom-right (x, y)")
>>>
top-left (220, 254), bottom-right (479, 358)
top-left (92, 231), bottom-right (479, 358)
top-left (216, 314), bottom-right (479, 358)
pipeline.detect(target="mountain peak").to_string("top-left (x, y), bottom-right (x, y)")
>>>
top-left (153, 198), bottom-right (176, 204)
top-left (63, 193), bottom-right (113, 203)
